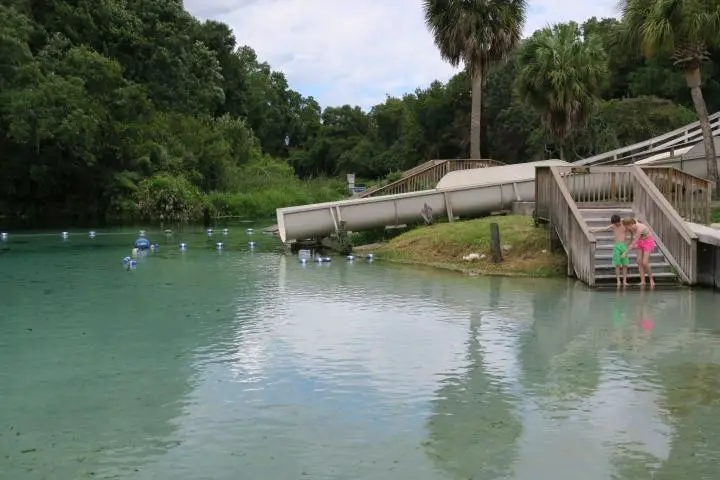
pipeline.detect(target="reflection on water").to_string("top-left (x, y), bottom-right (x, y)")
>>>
top-left (1, 230), bottom-right (720, 479)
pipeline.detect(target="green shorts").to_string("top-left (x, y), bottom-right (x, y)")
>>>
top-left (612, 242), bottom-right (629, 266)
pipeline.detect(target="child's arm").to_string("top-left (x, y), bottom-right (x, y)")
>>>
top-left (589, 224), bottom-right (612, 233)
top-left (623, 234), bottom-right (639, 256)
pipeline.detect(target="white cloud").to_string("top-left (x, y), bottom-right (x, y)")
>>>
top-left (185, 0), bottom-right (618, 109)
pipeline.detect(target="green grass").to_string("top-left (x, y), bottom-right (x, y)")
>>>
top-left (375, 215), bottom-right (567, 277)
top-left (205, 177), bottom-right (346, 219)
top-left (712, 208), bottom-right (720, 223)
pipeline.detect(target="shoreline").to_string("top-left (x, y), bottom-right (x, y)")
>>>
top-left (365, 215), bottom-right (567, 279)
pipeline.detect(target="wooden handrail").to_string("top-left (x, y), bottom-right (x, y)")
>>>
top-left (640, 167), bottom-right (714, 224)
top-left (574, 111), bottom-right (720, 166)
top-left (631, 166), bottom-right (697, 283)
top-left (536, 166), bottom-right (596, 285)
top-left (358, 158), bottom-right (505, 198)
top-left (539, 164), bottom-right (701, 284)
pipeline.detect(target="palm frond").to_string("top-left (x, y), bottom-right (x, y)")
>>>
top-left (515, 22), bottom-right (608, 143)
top-left (423, 0), bottom-right (528, 73)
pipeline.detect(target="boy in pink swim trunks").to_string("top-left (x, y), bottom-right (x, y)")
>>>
top-left (621, 217), bottom-right (655, 287)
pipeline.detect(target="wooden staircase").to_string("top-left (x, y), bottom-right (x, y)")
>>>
top-left (536, 165), bottom-right (713, 287)
top-left (357, 158), bottom-right (505, 198)
top-left (579, 207), bottom-right (678, 285)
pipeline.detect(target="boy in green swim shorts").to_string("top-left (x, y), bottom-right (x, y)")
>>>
top-left (590, 214), bottom-right (628, 286)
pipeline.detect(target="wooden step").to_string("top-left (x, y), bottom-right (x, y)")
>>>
top-left (594, 271), bottom-right (678, 282)
top-left (595, 263), bottom-right (673, 274)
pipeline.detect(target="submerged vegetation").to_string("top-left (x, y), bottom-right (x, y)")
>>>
top-left (0, 1), bottom-right (719, 226)
top-left (375, 216), bottom-right (567, 277)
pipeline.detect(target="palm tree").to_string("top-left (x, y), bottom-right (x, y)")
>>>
top-left (619, 0), bottom-right (720, 188)
top-left (515, 22), bottom-right (608, 159)
top-left (423, 0), bottom-right (527, 160)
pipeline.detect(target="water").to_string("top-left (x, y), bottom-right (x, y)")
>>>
top-left (1, 228), bottom-right (720, 479)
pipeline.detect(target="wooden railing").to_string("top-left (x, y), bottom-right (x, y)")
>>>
top-left (553, 165), bottom-right (713, 224)
top-left (632, 167), bottom-right (697, 284)
top-left (574, 111), bottom-right (720, 166)
top-left (540, 165), bottom-right (700, 284)
top-left (535, 166), bottom-right (597, 285)
top-left (357, 159), bottom-right (505, 198)
top-left (641, 167), bottom-right (714, 224)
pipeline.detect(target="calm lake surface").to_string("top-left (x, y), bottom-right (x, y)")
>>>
top-left (1, 227), bottom-right (720, 479)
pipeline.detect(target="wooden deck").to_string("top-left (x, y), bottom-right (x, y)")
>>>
top-left (535, 165), bottom-right (714, 286)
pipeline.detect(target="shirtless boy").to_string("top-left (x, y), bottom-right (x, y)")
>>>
top-left (590, 214), bottom-right (628, 286)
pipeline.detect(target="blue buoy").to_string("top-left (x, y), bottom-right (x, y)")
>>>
top-left (134, 238), bottom-right (150, 250)
top-left (128, 260), bottom-right (137, 269)
top-left (248, 241), bottom-right (255, 248)
top-left (88, 231), bottom-right (96, 238)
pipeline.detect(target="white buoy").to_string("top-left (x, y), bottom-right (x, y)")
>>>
top-left (346, 255), bottom-right (354, 261)
top-left (246, 228), bottom-right (253, 234)
top-left (139, 230), bottom-right (146, 237)
top-left (206, 228), bottom-right (213, 236)
top-left (248, 241), bottom-right (255, 248)
top-left (88, 231), bottom-right (96, 238)
top-left (61, 231), bottom-right (69, 238)
top-left (180, 243), bottom-right (187, 250)
top-left (1, 232), bottom-right (7, 240)
top-left (299, 258), bottom-right (307, 264)
top-left (216, 242), bottom-right (223, 250)
top-left (222, 228), bottom-right (229, 235)
top-left (365, 253), bottom-right (374, 261)
top-left (314, 256), bottom-right (323, 262)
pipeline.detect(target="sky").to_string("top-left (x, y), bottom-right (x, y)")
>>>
top-left (185, 0), bottom-right (618, 109)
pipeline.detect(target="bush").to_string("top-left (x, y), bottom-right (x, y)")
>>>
top-left (136, 174), bottom-right (203, 222)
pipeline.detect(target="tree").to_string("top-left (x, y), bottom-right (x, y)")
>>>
top-left (619, 0), bottom-right (720, 188)
top-left (423, 0), bottom-right (527, 159)
top-left (515, 22), bottom-right (608, 159)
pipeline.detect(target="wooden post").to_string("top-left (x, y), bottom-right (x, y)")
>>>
top-left (490, 223), bottom-right (502, 263)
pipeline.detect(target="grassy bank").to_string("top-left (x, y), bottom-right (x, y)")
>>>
top-left (375, 215), bottom-right (567, 277)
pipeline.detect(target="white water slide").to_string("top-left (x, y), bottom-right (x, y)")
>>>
top-left (275, 114), bottom-right (720, 244)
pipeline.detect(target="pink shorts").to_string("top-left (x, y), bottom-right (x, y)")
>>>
top-left (637, 237), bottom-right (655, 253)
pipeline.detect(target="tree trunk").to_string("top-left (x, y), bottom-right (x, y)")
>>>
top-left (470, 69), bottom-right (483, 159)
top-left (685, 67), bottom-right (720, 193)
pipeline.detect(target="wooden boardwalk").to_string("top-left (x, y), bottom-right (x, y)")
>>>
top-left (535, 165), bottom-right (714, 286)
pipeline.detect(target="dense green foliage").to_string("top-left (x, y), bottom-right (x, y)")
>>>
top-left (423, 0), bottom-right (527, 158)
top-left (0, 1), bottom-right (719, 225)
top-left (515, 22), bottom-right (608, 159)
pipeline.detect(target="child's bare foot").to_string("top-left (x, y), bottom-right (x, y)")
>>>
top-left (649, 279), bottom-right (655, 288)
